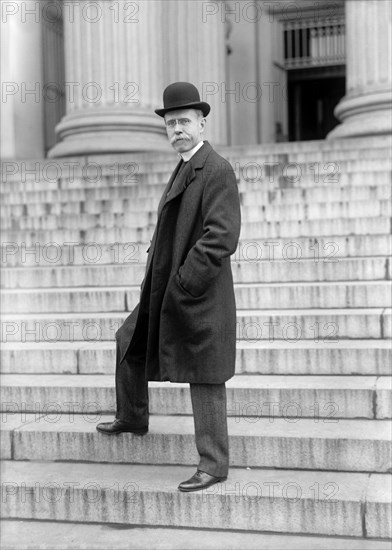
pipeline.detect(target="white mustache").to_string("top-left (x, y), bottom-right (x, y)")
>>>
top-left (172, 136), bottom-right (188, 143)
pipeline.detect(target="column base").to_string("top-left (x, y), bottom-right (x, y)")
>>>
top-left (327, 89), bottom-right (392, 139)
top-left (48, 107), bottom-right (169, 158)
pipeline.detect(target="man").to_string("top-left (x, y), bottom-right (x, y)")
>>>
top-left (97, 82), bottom-right (241, 492)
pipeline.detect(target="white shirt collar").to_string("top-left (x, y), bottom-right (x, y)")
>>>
top-left (179, 140), bottom-right (204, 162)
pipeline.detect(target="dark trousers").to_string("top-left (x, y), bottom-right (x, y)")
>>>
top-left (115, 341), bottom-right (229, 478)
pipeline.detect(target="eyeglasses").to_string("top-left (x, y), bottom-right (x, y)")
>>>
top-left (165, 118), bottom-right (192, 129)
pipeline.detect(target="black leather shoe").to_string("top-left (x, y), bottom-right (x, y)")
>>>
top-left (96, 419), bottom-right (148, 435)
top-left (178, 470), bottom-right (227, 492)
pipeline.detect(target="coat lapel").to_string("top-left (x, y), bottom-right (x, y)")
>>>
top-left (148, 141), bottom-right (213, 267)
top-left (163, 141), bottom-right (213, 206)
top-left (156, 159), bottom-right (184, 218)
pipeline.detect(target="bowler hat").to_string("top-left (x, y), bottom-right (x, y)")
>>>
top-left (155, 82), bottom-right (211, 117)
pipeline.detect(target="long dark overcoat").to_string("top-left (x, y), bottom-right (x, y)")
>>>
top-left (116, 141), bottom-right (241, 383)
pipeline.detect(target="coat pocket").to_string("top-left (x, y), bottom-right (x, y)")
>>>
top-left (176, 268), bottom-right (208, 299)
top-left (164, 274), bottom-right (213, 347)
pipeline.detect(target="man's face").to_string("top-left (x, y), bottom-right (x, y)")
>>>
top-left (164, 109), bottom-right (206, 153)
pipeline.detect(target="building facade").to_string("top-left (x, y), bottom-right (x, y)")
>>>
top-left (1, 0), bottom-right (391, 159)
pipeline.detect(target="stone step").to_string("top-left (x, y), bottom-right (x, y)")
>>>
top-left (1, 186), bottom-right (162, 206)
top-left (226, 132), bottom-right (391, 168)
top-left (2, 184), bottom-right (392, 213)
top-left (10, 153), bottom-right (339, 189)
top-left (3, 179), bottom-right (392, 214)
top-left (2, 184), bottom-right (168, 204)
top-left (2, 136), bottom-right (388, 182)
top-left (1, 211), bottom-right (157, 231)
top-left (2, 256), bottom-right (391, 290)
top-left (225, 141), bottom-right (391, 156)
top-left (1, 460), bottom-right (390, 538)
top-left (2, 216), bottom-right (391, 244)
top-left (242, 200), bottom-right (392, 222)
top-left (237, 169), bottom-right (392, 192)
top-left (0, 176), bottom-right (160, 194)
top-left (2, 281), bottom-right (390, 314)
top-left (239, 217), bottom-right (392, 241)
top-left (2, 340), bottom-right (390, 376)
top-left (240, 183), bottom-right (392, 205)
top-left (1, 374), bottom-right (390, 419)
top-left (278, 147), bottom-right (392, 161)
top-left (2, 308), bottom-right (391, 342)
top-left (3, 191), bottom-right (392, 224)
top-left (1, 169), bottom-right (391, 205)
top-left (221, 139), bottom-right (391, 156)
top-left (3, 200), bottom-right (391, 229)
top-left (2, 163), bottom-right (390, 197)
top-left (154, 134), bottom-right (392, 154)
top-left (2, 196), bottom-right (160, 217)
top-left (0, 176), bottom-right (170, 195)
top-left (237, 170), bottom-right (392, 192)
top-left (2, 177), bottom-right (391, 209)
top-left (2, 520), bottom-right (391, 550)
top-left (3, 235), bottom-right (390, 268)
top-left (2, 414), bottom-right (391, 473)
top-left (3, 256), bottom-right (390, 290)
top-left (2, 135), bottom-right (391, 168)
top-left (2, 162), bottom-right (272, 193)
top-left (250, 167), bottom-right (392, 187)
top-left (237, 158), bottom-right (392, 175)
top-left (2, 148), bottom-right (389, 177)
top-left (4, 199), bottom-right (392, 232)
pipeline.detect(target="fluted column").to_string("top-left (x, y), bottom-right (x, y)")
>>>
top-left (49, 0), bottom-right (167, 157)
top-left (328, 0), bottom-right (392, 139)
top-left (1, 0), bottom-right (45, 159)
top-left (163, 0), bottom-right (227, 145)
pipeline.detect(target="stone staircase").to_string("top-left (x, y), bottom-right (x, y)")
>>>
top-left (1, 136), bottom-right (391, 549)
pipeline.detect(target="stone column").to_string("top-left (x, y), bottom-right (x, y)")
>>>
top-left (1, 0), bottom-right (45, 159)
top-left (49, 0), bottom-right (168, 157)
top-left (328, 0), bottom-right (392, 139)
top-left (162, 0), bottom-right (228, 146)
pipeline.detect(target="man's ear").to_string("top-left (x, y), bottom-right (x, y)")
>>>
top-left (199, 117), bottom-right (206, 133)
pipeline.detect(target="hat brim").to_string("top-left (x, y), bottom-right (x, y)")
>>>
top-left (155, 101), bottom-right (211, 118)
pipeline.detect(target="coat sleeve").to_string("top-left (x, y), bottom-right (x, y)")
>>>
top-left (178, 159), bottom-right (241, 297)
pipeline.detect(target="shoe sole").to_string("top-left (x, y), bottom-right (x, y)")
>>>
top-left (96, 427), bottom-right (148, 436)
